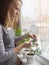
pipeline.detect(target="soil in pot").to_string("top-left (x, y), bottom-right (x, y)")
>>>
top-left (27, 53), bottom-right (34, 56)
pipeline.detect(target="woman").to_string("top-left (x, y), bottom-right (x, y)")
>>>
top-left (0, 0), bottom-right (36, 65)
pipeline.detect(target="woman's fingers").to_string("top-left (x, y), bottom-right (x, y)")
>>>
top-left (24, 42), bottom-right (31, 48)
top-left (33, 34), bottom-right (36, 39)
top-left (29, 34), bottom-right (37, 39)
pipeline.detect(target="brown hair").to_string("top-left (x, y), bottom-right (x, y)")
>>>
top-left (0, 0), bottom-right (14, 26)
top-left (16, 0), bottom-right (22, 4)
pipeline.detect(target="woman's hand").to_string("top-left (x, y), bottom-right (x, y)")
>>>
top-left (23, 41), bottom-right (31, 48)
top-left (27, 34), bottom-right (37, 39)
top-left (14, 41), bottom-right (31, 54)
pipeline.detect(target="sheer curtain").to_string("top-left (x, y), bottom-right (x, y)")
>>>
top-left (21, 0), bottom-right (49, 21)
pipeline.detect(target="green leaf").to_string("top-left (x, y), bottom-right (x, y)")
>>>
top-left (15, 27), bottom-right (21, 36)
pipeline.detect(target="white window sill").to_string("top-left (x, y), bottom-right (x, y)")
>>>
top-left (36, 52), bottom-right (49, 65)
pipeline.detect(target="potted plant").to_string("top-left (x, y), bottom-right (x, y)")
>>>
top-left (26, 52), bottom-right (35, 64)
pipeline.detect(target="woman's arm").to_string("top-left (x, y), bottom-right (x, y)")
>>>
top-left (14, 33), bottom-right (36, 44)
top-left (14, 34), bottom-right (29, 44)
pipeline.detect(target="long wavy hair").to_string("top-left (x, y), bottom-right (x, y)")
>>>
top-left (0, 0), bottom-right (14, 26)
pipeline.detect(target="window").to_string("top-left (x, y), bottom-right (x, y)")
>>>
top-left (21, 0), bottom-right (49, 51)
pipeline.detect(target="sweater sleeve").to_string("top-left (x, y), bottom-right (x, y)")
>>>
top-left (14, 36), bottom-right (22, 43)
top-left (0, 26), bottom-right (16, 62)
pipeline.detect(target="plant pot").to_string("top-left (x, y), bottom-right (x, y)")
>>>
top-left (26, 52), bottom-right (35, 64)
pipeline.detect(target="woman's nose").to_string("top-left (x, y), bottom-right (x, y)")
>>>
top-left (15, 10), bottom-right (19, 15)
top-left (16, 11), bottom-right (18, 15)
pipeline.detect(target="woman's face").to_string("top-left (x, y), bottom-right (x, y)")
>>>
top-left (9, 0), bottom-right (22, 22)
top-left (7, 0), bottom-right (21, 26)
